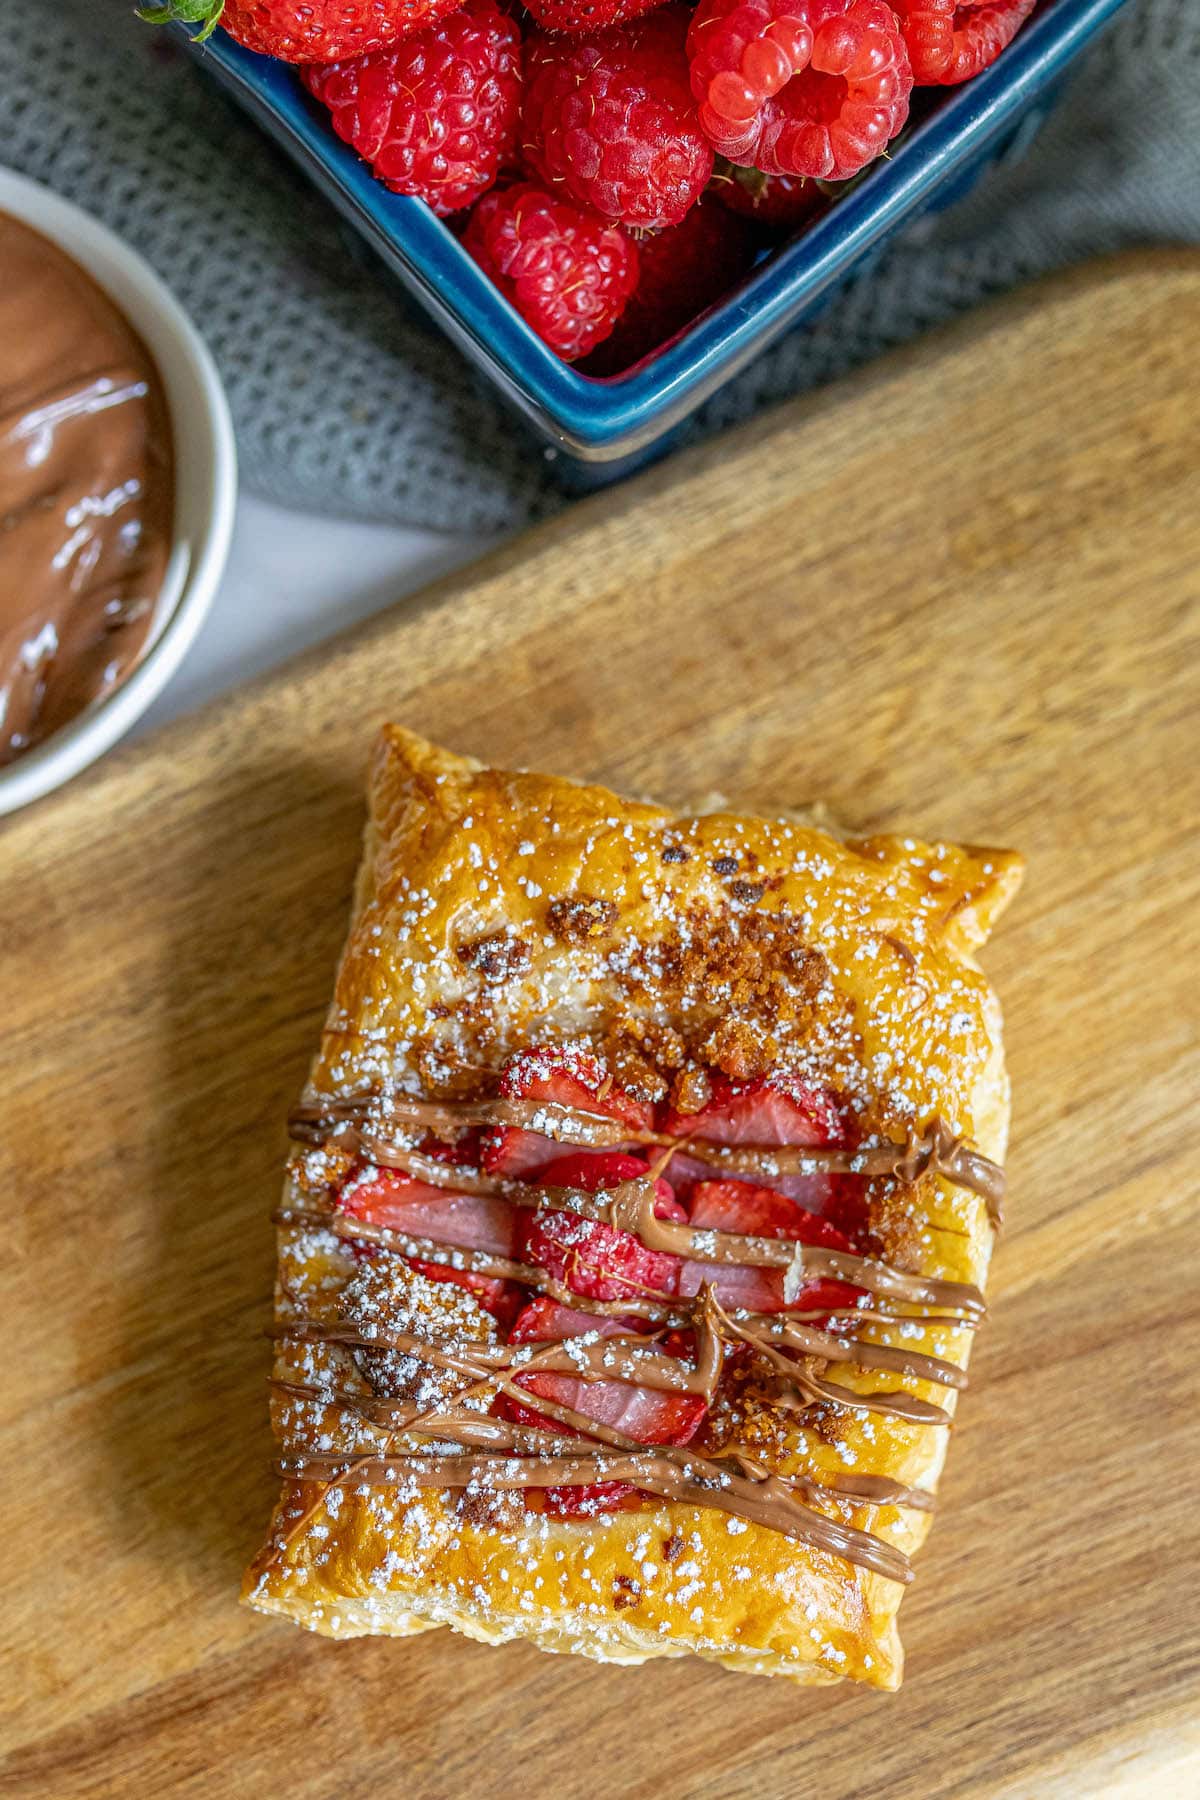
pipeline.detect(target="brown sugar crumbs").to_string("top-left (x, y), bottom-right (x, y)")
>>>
top-left (612, 907), bottom-right (853, 1083)
top-left (546, 894), bottom-right (619, 945)
top-left (456, 931), bottom-right (531, 982)
top-left (612, 1575), bottom-right (642, 1609)
top-left (668, 1064), bottom-right (712, 1117)
top-left (454, 1488), bottom-right (526, 1530)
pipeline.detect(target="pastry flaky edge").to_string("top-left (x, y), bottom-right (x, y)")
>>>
top-left (242, 724), bottom-right (1023, 1690)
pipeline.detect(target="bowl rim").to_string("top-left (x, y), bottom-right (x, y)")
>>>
top-left (188, 0), bottom-right (1130, 457)
top-left (0, 167), bottom-right (238, 818)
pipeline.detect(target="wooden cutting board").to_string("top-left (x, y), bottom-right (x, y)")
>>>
top-left (3, 250), bottom-right (1198, 1800)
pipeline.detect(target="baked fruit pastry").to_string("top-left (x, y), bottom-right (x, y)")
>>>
top-left (244, 726), bottom-right (1023, 1688)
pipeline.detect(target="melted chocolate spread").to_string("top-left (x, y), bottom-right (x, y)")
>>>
top-left (278, 1082), bottom-right (996, 1583)
top-left (291, 1091), bottom-right (1005, 1221)
top-left (0, 213), bottom-right (174, 763)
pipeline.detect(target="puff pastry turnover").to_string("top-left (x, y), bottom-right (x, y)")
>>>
top-left (243, 725), bottom-right (1022, 1689)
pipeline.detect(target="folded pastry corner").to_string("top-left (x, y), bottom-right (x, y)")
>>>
top-left (242, 724), bottom-right (1023, 1688)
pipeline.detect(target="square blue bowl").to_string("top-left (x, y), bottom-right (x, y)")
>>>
top-left (188, 0), bottom-right (1128, 473)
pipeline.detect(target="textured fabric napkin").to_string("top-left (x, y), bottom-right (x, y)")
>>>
top-left (3, 0), bottom-right (1196, 532)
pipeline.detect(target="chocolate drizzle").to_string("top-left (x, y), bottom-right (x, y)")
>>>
top-left (275, 1078), bottom-right (994, 1589)
top-left (708, 1301), bottom-right (952, 1427)
top-left (274, 1314), bottom-right (726, 1401)
top-left (274, 1206), bottom-right (687, 1321)
top-left (288, 1091), bottom-right (1006, 1222)
top-left (273, 1380), bottom-right (935, 1518)
top-left (275, 1305), bottom-right (961, 1401)
top-left (276, 1446), bottom-right (915, 1584)
top-left (603, 1180), bottom-right (986, 1316)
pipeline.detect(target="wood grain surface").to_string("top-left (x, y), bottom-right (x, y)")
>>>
top-left (2, 250), bottom-right (1198, 1800)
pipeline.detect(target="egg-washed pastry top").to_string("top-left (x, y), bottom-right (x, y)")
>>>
top-left (243, 724), bottom-right (1022, 1689)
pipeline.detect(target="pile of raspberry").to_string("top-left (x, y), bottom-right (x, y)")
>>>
top-left (184, 0), bottom-right (1041, 365)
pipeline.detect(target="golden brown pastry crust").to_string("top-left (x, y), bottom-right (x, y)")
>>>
top-left (243, 726), bottom-right (1023, 1688)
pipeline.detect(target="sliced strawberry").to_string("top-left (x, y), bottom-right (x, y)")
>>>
top-left (661, 1075), bottom-right (865, 1234)
top-left (506, 1295), bottom-right (706, 1444)
top-left (499, 1045), bottom-right (654, 1132)
top-left (406, 1258), bottom-right (525, 1329)
top-left (685, 1179), bottom-right (852, 1250)
top-left (678, 1178), bottom-right (862, 1315)
top-left (484, 1048), bottom-right (653, 1174)
top-left (679, 1260), bottom-right (862, 1314)
top-left (509, 1296), bottom-right (639, 1342)
top-left (336, 1169), bottom-right (521, 1259)
top-left (480, 1125), bottom-right (567, 1178)
top-left (520, 1209), bottom-right (682, 1303)
top-left (517, 1150), bottom-right (684, 1303)
top-left (536, 1150), bottom-right (686, 1219)
top-left (513, 1366), bottom-right (706, 1443)
top-left (417, 1131), bottom-right (484, 1167)
top-left (661, 1074), bottom-right (848, 1147)
top-left (536, 1483), bottom-right (643, 1519)
top-left (498, 1396), bottom-right (643, 1517)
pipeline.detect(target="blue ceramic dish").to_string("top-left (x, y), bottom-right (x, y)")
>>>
top-left (188, 0), bottom-right (1128, 471)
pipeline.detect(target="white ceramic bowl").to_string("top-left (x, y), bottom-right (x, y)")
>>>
top-left (0, 168), bottom-right (237, 816)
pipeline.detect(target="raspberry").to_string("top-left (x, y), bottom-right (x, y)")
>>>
top-left (710, 156), bottom-right (824, 229)
top-left (584, 194), bottom-right (759, 374)
top-left (140, 0), bottom-right (463, 63)
top-left (522, 8), bottom-right (714, 230)
top-left (687, 0), bottom-right (913, 180)
top-left (302, 0), bottom-right (522, 217)
top-left (892, 0), bottom-right (1036, 85)
top-left (523, 0), bottom-right (663, 33)
top-left (464, 182), bottom-right (639, 359)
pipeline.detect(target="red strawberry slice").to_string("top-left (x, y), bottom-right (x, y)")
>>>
top-left (679, 1261), bottom-right (863, 1313)
top-left (417, 1132), bottom-right (484, 1167)
top-left (678, 1177), bottom-right (863, 1314)
top-left (507, 1294), bottom-right (705, 1442)
top-left (483, 1049), bottom-right (654, 1175)
top-left (662, 1075), bottom-right (865, 1233)
top-left (685, 1179), bottom-right (852, 1249)
top-left (509, 1296), bottom-right (639, 1342)
top-left (536, 1483), bottom-right (644, 1519)
top-left (499, 1045), bottom-right (655, 1132)
top-left (511, 1366), bottom-right (706, 1443)
top-left (480, 1126), bottom-right (567, 1178)
top-left (336, 1169), bottom-right (521, 1259)
top-left (498, 1395), bottom-right (643, 1518)
top-left (536, 1151), bottom-right (686, 1218)
top-left (517, 1151), bottom-right (685, 1303)
top-left (662, 1074), bottom-right (848, 1146)
top-left (406, 1259), bottom-right (525, 1329)
top-left (507, 1289), bottom-right (706, 1444)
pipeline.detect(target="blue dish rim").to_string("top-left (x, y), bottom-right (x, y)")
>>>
top-left (188, 0), bottom-right (1127, 457)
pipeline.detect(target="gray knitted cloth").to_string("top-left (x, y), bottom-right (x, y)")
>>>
top-left (3, 0), bottom-right (1196, 532)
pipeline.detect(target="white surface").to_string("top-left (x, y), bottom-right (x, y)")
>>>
top-left (137, 493), bottom-right (492, 735)
top-left (0, 167), bottom-right (237, 815)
